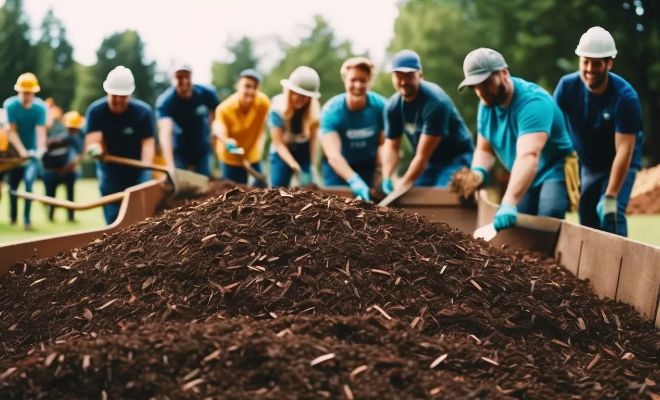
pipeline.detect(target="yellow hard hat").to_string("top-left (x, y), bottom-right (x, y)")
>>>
top-left (14, 72), bottom-right (41, 93)
top-left (63, 111), bottom-right (85, 129)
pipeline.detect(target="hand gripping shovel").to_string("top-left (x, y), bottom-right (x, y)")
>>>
top-left (101, 154), bottom-right (209, 196)
top-left (473, 213), bottom-right (561, 241)
top-left (378, 180), bottom-right (413, 207)
top-left (216, 137), bottom-right (267, 186)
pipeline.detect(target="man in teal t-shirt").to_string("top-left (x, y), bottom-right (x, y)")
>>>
top-left (320, 57), bottom-right (386, 201)
top-left (3, 72), bottom-right (48, 230)
top-left (455, 48), bottom-right (574, 232)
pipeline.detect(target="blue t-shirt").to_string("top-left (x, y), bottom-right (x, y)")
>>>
top-left (320, 91), bottom-right (386, 164)
top-left (385, 80), bottom-right (474, 167)
top-left (554, 72), bottom-right (643, 171)
top-left (3, 96), bottom-right (47, 150)
top-left (155, 84), bottom-right (219, 157)
top-left (268, 93), bottom-right (307, 154)
top-left (85, 97), bottom-right (156, 179)
top-left (478, 77), bottom-right (574, 187)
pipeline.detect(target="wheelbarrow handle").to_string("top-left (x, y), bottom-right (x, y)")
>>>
top-left (11, 190), bottom-right (125, 210)
top-left (101, 154), bottom-right (169, 173)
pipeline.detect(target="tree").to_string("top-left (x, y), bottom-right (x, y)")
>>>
top-left (72, 30), bottom-right (157, 111)
top-left (260, 16), bottom-right (355, 102)
top-left (34, 8), bottom-right (76, 110)
top-left (0, 0), bottom-right (35, 102)
top-left (211, 36), bottom-right (259, 100)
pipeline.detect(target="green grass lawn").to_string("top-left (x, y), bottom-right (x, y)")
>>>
top-left (0, 178), bottom-right (106, 243)
top-left (1, 180), bottom-right (659, 248)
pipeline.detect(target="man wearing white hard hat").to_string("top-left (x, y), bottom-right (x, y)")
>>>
top-left (3, 72), bottom-right (48, 230)
top-left (156, 63), bottom-right (219, 176)
top-left (268, 66), bottom-right (321, 187)
top-left (84, 65), bottom-right (156, 224)
top-left (554, 26), bottom-right (643, 237)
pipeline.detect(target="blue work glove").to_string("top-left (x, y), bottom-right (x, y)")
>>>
top-left (347, 173), bottom-right (371, 201)
top-left (225, 140), bottom-right (244, 155)
top-left (493, 203), bottom-right (518, 231)
top-left (298, 171), bottom-right (312, 186)
top-left (381, 177), bottom-right (394, 195)
top-left (596, 194), bottom-right (617, 227)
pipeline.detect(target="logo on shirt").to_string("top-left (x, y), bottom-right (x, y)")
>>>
top-left (346, 128), bottom-right (375, 140)
top-left (404, 123), bottom-right (416, 135)
top-left (122, 127), bottom-right (134, 135)
top-left (196, 105), bottom-right (209, 116)
top-left (602, 111), bottom-right (611, 120)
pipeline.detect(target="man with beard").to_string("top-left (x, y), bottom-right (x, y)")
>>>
top-left (156, 64), bottom-right (219, 176)
top-left (554, 27), bottom-right (643, 237)
top-left (382, 50), bottom-right (474, 194)
top-left (85, 66), bottom-right (156, 224)
top-left (454, 48), bottom-right (574, 232)
top-left (213, 69), bottom-right (269, 186)
top-left (320, 57), bottom-right (386, 201)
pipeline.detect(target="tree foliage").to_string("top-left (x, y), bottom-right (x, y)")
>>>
top-left (0, 0), bottom-right (35, 102)
top-left (211, 36), bottom-right (259, 100)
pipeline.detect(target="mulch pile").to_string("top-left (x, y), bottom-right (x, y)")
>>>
top-left (627, 185), bottom-right (660, 215)
top-left (0, 188), bottom-right (658, 398)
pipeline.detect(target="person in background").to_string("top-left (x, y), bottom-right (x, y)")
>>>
top-left (554, 27), bottom-right (643, 237)
top-left (42, 111), bottom-right (85, 222)
top-left (454, 48), bottom-right (575, 231)
top-left (3, 73), bottom-right (48, 230)
top-left (85, 66), bottom-right (156, 224)
top-left (268, 66), bottom-right (321, 188)
top-left (156, 63), bottom-right (219, 176)
top-left (213, 69), bottom-right (269, 186)
top-left (320, 57), bottom-right (386, 201)
top-left (382, 50), bottom-right (474, 195)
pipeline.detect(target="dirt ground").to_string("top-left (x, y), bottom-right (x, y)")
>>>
top-left (627, 185), bottom-right (660, 214)
top-left (0, 188), bottom-right (658, 398)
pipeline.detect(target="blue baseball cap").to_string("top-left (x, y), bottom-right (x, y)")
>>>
top-left (391, 49), bottom-right (422, 72)
top-left (239, 68), bottom-right (262, 84)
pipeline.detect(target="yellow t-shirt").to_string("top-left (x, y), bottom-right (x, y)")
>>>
top-left (215, 91), bottom-right (270, 166)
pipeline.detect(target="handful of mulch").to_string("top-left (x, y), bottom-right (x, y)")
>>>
top-left (450, 167), bottom-right (482, 201)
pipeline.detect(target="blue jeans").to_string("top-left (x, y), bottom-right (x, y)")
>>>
top-left (579, 166), bottom-right (636, 237)
top-left (269, 144), bottom-right (311, 188)
top-left (416, 153), bottom-right (471, 187)
top-left (8, 158), bottom-right (40, 225)
top-left (322, 158), bottom-right (377, 187)
top-left (96, 163), bottom-right (151, 224)
top-left (43, 170), bottom-right (78, 221)
top-left (174, 150), bottom-right (211, 177)
top-left (517, 179), bottom-right (568, 218)
top-left (221, 162), bottom-right (266, 188)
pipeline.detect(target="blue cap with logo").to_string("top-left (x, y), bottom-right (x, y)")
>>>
top-left (391, 49), bottom-right (422, 72)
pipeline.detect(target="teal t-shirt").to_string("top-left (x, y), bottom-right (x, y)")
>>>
top-left (3, 96), bottom-right (47, 151)
top-left (320, 91), bottom-right (386, 164)
top-left (478, 77), bottom-right (574, 186)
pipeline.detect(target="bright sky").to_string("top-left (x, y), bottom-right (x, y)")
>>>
top-left (20, 0), bottom-right (400, 84)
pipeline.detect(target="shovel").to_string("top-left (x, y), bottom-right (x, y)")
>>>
top-left (216, 137), bottom-right (268, 185)
top-left (378, 180), bottom-right (413, 207)
top-left (100, 154), bottom-right (209, 196)
top-left (473, 213), bottom-right (561, 241)
top-left (0, 157), bottom-right (29, 173)
top-left (11, 190), bottom-right (125, 210)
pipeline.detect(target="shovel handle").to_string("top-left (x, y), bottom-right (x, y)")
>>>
top-left (101, 154), bottom-right (169, 173)
top-left (11, 190), bottom-right (125, 210)
top-left (241, 157), bottom-right (267, 183)
top-left (378, 181), bottom-right (413, 207)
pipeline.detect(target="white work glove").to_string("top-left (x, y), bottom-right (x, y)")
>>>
top-left (86, 143), bottom-right (103, 158)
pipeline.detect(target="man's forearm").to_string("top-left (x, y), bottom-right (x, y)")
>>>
top-left (158, 119), bottom-right (175, 168)
top-left (8, 129), bottom-right (27, 156)
top-left (606, 148), bottom-right (633, 197)
top-left (381, 140), bottom-right (400, 178)
top-left (501, 153), bottom-right (539, 205)
top-left (401, 154), bottom-right (428, 184)
top-left (141, 138), bottom-right (156, 164)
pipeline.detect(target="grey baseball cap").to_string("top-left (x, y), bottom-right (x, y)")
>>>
top-left (458, 48), bottom-right (508, 92)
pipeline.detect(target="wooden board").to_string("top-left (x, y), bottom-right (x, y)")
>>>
top-left (616, 239), bottom-right (660, 323)
top-left (554, 222), bottom-right (583, 275)
top-left (574, 225), bottom-right (625, 300)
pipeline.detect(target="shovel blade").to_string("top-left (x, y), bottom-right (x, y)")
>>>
top-left (172, 169), bottom-right (209, 196)
top-left (473, 223), bottom-right (497, 241)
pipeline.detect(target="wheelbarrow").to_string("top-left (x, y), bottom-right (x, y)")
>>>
top-left (100, 154), bottom-right (209, 197)
top-left (0, 157), bottom-right (28, 173)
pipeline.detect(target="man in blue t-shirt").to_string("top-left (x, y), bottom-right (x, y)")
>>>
top-left (320, 57), bottom-right (386, 201)
top-left (456, 48), bottom-right (575, 231)
top-left (382, 50), bottom-right (474, 194)
top-left (156, 64), bottom-right (219, 176)
top-left (3, 72), bottom-right (48, 230)
top-left (85, 66), bottom-right (156, 224)
top-left (554, 27), bottom-right (643, 237)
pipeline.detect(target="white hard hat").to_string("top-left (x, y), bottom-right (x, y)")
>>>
top-left (280, 66), bottom-right (321, 98)
top-left (575, 26), bottom-right (617, 58)
top-left (103, 65), bottom-right (136, 96)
